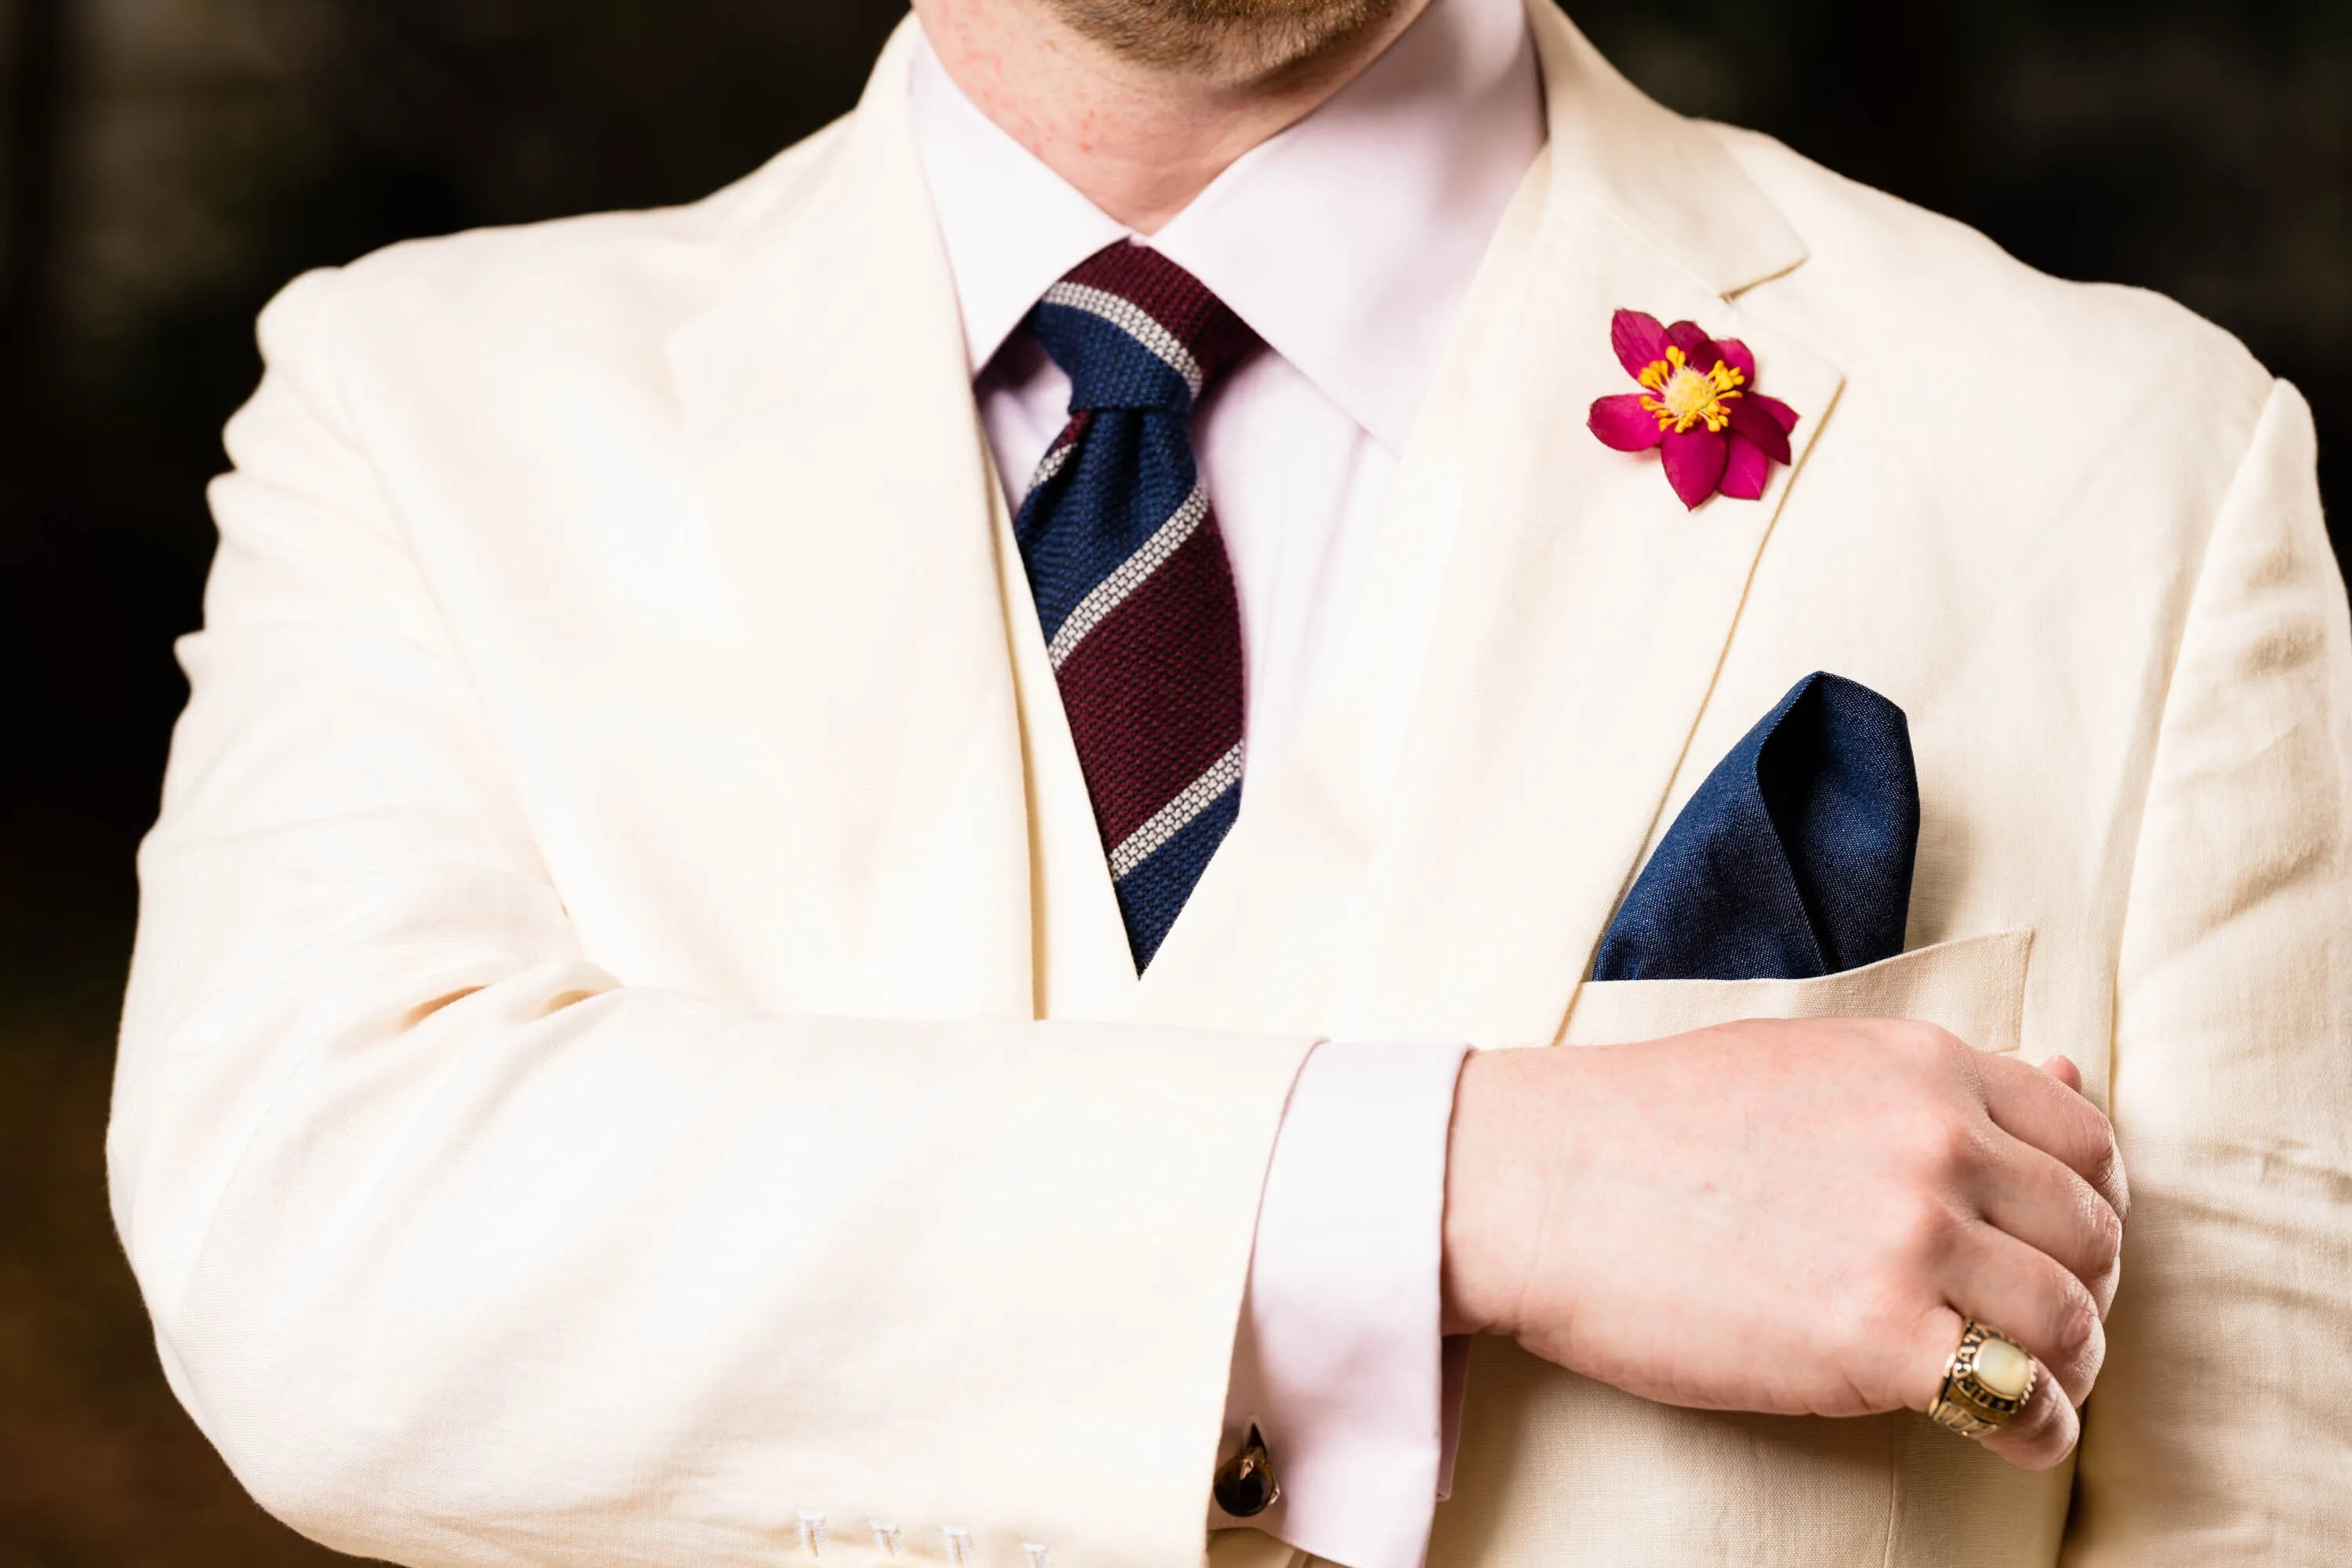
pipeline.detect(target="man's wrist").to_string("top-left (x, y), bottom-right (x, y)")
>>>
top-left (1441, 1047), bottom-right (1571, 1341)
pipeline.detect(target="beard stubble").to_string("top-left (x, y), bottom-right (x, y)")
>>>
top-left (1046, 0), bottom-right (1407, 78)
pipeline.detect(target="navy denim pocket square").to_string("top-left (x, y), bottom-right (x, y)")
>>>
top-left (1592, 672), bottom-right (1919, 982)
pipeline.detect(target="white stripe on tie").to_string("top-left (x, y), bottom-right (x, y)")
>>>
top-left (1109, 742), bottom-right (1245, 880)
top-left (1046, 481), bottom-right (1210, 670)
top-left (1026, 434), bottom-right (1079, 498)
top-left (1040, 281), bottom-right (1205, 400)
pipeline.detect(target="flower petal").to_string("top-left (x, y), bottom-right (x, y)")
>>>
top-left (1661, 428), bottom-right (1730, 510)
top-left (1719, 432), bottom-right (1772, 500)
top-left (1610, 310), bottom-right (1671, 378)
top-left (1748, 392), bottom-right (1801, 434)
top-left (1589, 393), bottom-right (1667, 452)
top-left (1665, 320), bottom-right (1716, 361)
top-left (1713, 336), bottom-right (1757, 383)
top-left (1726, 394), bottom-right (1792, 464)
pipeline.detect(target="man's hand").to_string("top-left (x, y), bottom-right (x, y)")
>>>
top-left (1441, 1021), bottom-right (2128, 1470)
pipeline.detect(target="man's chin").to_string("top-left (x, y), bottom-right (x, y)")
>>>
top-left (1048, 0), bottom-right (1409, 80)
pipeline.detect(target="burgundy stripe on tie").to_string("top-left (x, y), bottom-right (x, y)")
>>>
top-left (1054, 521), bottom-right (1249, 848)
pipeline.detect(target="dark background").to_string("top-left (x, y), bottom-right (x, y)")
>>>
top-left (1, 1), bottom-right (2344, 1561)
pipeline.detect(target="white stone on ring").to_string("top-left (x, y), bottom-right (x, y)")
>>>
top-left (1972, 1334), bottom-right (2034, 1400)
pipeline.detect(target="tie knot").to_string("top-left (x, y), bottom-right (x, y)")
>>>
top-left (1026, 241), bottom-right (1261, 416)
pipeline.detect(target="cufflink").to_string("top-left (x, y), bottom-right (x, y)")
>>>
top-left (1212, 1422), bottom-right (1280, 1518)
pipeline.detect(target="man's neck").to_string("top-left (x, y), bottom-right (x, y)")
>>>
top-left (911, 0), bottom-right (1436, 234)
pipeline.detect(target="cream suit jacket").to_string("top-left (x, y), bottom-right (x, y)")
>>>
top-left (111, 5), bottom-right (2352, 1565)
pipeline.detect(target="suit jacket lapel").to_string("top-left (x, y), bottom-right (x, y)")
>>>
top-left (665, 22), bottom-right (1036, 1021)
top-left (1137, 3), bottom-right (1846, 1047)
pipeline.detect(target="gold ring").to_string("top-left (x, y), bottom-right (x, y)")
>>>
top-left (1927, 1320), bottom-right (2038, 1438)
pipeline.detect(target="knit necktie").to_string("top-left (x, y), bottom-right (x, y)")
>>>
top-left (1014, 241), bottom-right (1261, 971)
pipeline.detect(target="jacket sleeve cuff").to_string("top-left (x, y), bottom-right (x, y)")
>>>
top-left (1212, 1039), bottom-right (1469, 1568)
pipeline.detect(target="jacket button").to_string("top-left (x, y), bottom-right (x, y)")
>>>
top-left (1213, 1424), bottom-right (1281, 1518)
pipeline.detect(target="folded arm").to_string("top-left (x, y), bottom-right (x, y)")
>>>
top-left (109, 269), bottom-right (1316, 1568)
top-left (2066, 380), bottom-right (2352, 1563)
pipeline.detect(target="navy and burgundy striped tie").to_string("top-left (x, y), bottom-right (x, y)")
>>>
top-left (1014, 241), bottom-right (1261, 970)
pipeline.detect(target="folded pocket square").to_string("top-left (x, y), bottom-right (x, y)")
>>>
top-left (1592, 672), bottom-right (1920, 982)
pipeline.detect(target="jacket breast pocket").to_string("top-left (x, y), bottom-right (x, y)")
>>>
top-left (1559, 929), bottom-right (2035, 1055)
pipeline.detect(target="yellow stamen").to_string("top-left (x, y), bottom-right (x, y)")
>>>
top-left (1637, 344), bottom-right (1746, 434)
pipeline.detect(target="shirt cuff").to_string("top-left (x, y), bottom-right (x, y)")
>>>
top-left (1214, 1039), bottom-right (1469, 1568)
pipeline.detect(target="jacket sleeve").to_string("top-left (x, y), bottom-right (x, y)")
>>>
top-left (2066, 379), bottom-right (2352, 1563)
top-left (107, 268), bottom-right (1316, 1568)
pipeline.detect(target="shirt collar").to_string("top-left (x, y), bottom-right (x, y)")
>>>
top-left (907, 0), bottom-right (1544, 454)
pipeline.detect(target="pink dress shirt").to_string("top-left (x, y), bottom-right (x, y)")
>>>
top-left (908, 5), bottom-right (1542, 1565)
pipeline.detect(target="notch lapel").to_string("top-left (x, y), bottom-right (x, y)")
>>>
top-left (664, 22), bottom-right (1034, 1021)
top-left (1134, 3), bottom-right (1846, 1047)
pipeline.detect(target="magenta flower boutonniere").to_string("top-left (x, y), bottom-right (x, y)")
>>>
top-left (1588, 309), bottom-right (1801, 510)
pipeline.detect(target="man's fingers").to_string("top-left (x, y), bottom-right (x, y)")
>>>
top-left (1977, 1052), bottom-right (2128, 1222)
top-left (1973, 1136), bottom-right (2125, 1316)
top-left (1942, 1226), bottom-right (2106, 1406)
top-left (2039, 1054), bottom-right (2083, 1093)
top-left (1976, 1356), bottom-right (2081, 1472)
